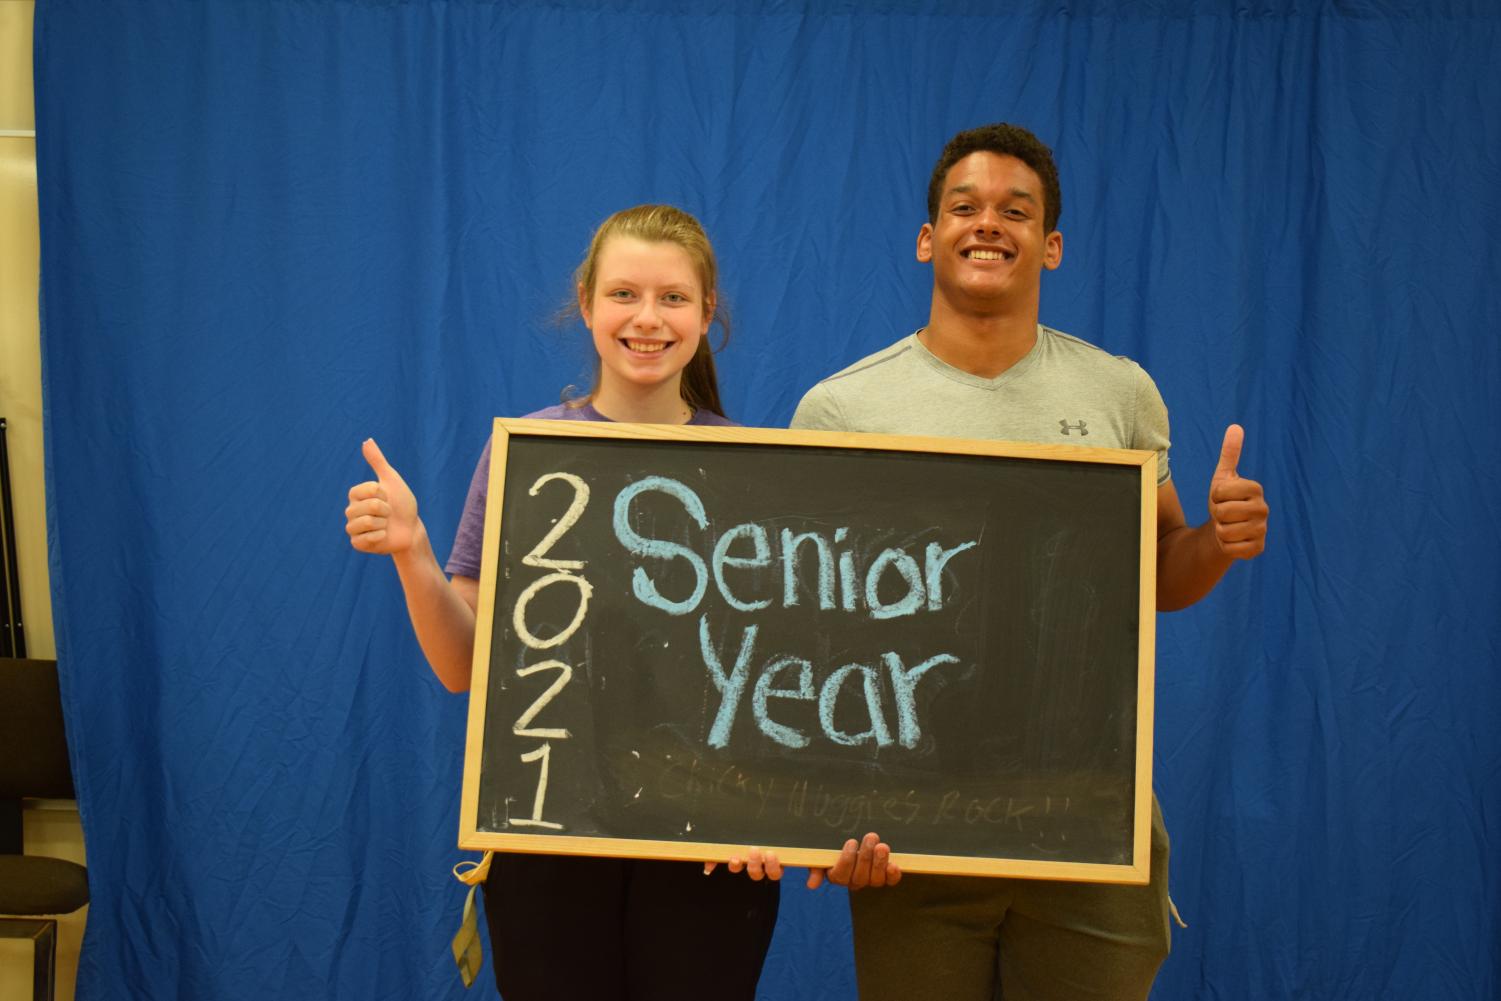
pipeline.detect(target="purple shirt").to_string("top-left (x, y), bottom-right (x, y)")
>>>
top-left (444, 402), bottom-right (737, 578)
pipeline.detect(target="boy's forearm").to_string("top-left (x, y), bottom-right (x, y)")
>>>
top-left (1156, 521), bottom-right (1234, 612)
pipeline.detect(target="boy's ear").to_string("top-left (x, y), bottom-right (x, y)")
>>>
top-left (1044, 229), bottom-right (1063, 270)
top-left (916, 223), bottom-right (934, 263)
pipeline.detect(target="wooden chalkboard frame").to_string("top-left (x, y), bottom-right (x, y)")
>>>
top-left (459, 418), bottom-right (1158, 884)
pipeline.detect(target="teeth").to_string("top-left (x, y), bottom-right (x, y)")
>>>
top-left (626, 340), bottom-right (667, 353)
top-left (969, 249), bottom-right (1006, 260)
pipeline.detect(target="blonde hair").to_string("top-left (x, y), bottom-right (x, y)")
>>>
top-left (567, 204), bottom-right (729, 418)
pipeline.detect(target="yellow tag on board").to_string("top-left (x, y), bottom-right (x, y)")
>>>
top-left (452, 851), bottom-right (493, 887)
top-left (451, 883), bottom-right (484, 988)
top-left (450, 852), bottom-right (493, 987)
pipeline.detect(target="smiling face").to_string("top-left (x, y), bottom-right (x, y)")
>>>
top-left (917, 151), bottom-right (1063, 313)
top-left (579, 235), bottom-right (713, 402)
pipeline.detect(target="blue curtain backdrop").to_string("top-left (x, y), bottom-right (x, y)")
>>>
top-left (32, 1), bottom-right (1499, 998)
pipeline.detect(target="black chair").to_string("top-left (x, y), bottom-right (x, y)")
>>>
top-left (0, 657), bottom-right (90, 1001)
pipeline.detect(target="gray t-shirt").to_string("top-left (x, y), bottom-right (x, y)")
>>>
top-left (790, 327), bottom-right (1171, 484)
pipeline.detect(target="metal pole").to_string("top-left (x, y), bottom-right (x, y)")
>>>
top-left (0, 417), bottom-right (26, 658)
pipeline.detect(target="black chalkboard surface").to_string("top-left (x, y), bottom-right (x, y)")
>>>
top-left (459, 419), bottom-right (1157, 883)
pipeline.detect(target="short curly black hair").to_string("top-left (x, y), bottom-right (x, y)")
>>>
top-left (926, 123), bottom-right (1062, 234)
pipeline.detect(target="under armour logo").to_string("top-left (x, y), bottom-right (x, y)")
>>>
top-left (1059, 419), bottom-right (1089, 436)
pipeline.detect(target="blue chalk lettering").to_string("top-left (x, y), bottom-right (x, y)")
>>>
top-left (698, 616), bottom-right (757, 748)
top-left (923, 541), bottom-right (977, 611)
top-left (752, 656), bottom-right (814, 748)
top-left (865, 548), bottom-right (924, 619)
top-left (837, 533), bottom-right (858, 612)
top-left (712, 523), bottom-right (772, 612)
top-left (883, 651), bottom-right (958, 748)
top-left (612, 476), bottom-right (708, 615)
top-left (780, 529), bottom-right (835, 610)
top-left (818, 663), bottom-right (893, 747)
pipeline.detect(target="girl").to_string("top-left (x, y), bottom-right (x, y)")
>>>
top-left (344, 205), bottom-right (782, 1000)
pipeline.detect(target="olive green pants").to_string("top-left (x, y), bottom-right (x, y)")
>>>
top-left (849, 799), bottom-right (1173, 1001)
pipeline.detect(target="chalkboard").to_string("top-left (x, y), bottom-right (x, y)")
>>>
top-left (459, 419), bottom-right (1157, 883)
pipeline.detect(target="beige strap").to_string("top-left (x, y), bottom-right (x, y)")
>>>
top-left (450, 883), bottom-right (485, 988)
top-left (452, 850), bottom-right (494, 887)
top-left (449, 852), bottom-right (494, 987)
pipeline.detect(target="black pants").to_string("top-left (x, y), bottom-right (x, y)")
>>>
top-left (482, 853), bottom-right (780, 1001)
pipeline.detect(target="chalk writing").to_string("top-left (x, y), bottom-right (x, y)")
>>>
top-left (505, 470), bottom-right (594, 831)
top-left (613, 476), bottom-right (978, 620)
top-left (470, 425), bottom-right (1152, 876)
top-left (696, 614), bottom-right (958, 750)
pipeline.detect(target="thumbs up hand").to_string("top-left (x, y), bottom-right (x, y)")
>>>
top-left (1207, 424), bottom-right (1268, 560)
top-left (345, 438), bottom-right (420, 554)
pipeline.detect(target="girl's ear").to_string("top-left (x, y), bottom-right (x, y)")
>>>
top-left (702, 293), bottom-right (716, 336)
top-left (578, 283), bottom-right (591, 326)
